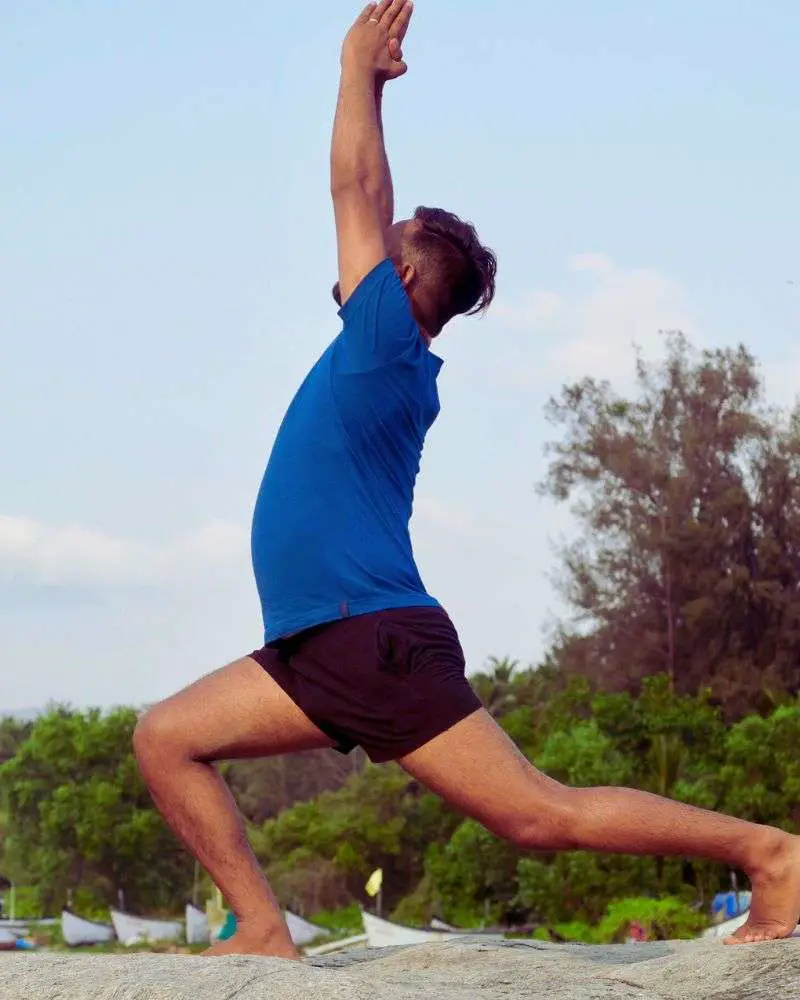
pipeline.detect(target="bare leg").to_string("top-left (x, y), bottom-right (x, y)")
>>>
top-left (133, 656), bottom-right (334, 959)
top-left (399, 710), bottom-right (800, 945)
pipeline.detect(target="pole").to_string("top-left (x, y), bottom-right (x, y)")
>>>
top-left (192, 860), bottom-right (200, 908)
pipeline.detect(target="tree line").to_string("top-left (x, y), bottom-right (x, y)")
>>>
top-left (2, 334), bottom-right (799, 936)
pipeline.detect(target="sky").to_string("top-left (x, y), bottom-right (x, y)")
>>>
top-left (1, 0), bottom-right (798, 711)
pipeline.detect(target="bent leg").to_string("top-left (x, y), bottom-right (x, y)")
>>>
top-left (398, 709), bottom-right (800, 945)
top-left (133, 656), bottom-right (334, 958)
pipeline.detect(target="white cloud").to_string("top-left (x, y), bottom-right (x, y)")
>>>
top-left (569, 252), bottom-right (615, 275)
top-left (0, 515), bottom-right (248, 589)
top-left (492, 254), bottom-right (695, 389)
top-left (494, 290), bottom-right (563, 331)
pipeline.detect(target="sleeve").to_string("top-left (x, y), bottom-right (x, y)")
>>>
top-left (336, 259), bottom-right (422, 372)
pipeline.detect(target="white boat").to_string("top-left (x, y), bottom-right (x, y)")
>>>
top-left (109, 908), bottom-right (183, 946)
top-left (0, 918), bottom-right (57, 934)
top-left (305, 933), bottom-right (368, 956)
top-left (285, 910), bottom-right (330, 947)
top-left (702, 911), bottom-right (748, 939)
top-left (429, 918), bottom-right (461, 932)
top-left (61, 910), bottom-right (115, 947)
top-left (0, 929), bottom-right (18, 950)
top-left (702, 909), bottom-right (800, 940)
top-left (185, 903), bottom-right (209, 945)
top-left (362, 910), bottom-right (467, 949)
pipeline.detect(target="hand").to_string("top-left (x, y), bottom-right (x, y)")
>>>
top-left (341, 0), bottom-right (414, 82)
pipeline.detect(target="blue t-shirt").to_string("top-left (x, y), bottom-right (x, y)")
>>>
top-left (251, 259), bottom-right (443, 643)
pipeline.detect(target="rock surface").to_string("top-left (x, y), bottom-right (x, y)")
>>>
top-left (1, 937), bottom-right (799, 999)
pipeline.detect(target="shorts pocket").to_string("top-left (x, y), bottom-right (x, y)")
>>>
top-left (375, 617), bottom-right (415, 680)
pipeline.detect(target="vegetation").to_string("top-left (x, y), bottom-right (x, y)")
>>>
top-left (2, 335), bottom-right (799, 941)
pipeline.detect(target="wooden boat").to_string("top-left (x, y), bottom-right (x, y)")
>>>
top-left (109, 908), bottom-right (183, 946)
top-left (61, 909), bottom-right (115, 947)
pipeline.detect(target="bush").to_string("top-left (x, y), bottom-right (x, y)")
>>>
top-left (310, 903), bottom-right (364, 936)
top-left (595, 897), bottom-right (707, 942)
top-left (546, 896), bottom-right (707, 944)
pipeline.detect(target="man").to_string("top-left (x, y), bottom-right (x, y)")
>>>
top-left (134, 1), bottom-right (800, 959)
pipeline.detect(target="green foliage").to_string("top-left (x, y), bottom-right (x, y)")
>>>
top-left (225, 749), bottom-right (367, 825)
top-left (245, 676), bottom-right (800, 931)
top-left (0, 707), bottom-right (192, 914)
top-left (391, 874), bottom-right (438, 927)
top-left (551, 920), bottom-right (596, 943)
top-left (425, 820), bottom-right (520, 927)
top-left (718, 706), bottom-right (800, 829)
top-left (516, 853), bottom-right (662, 925)
top-left (595, 896), bottom-right (706, 942)
top-left (537, 720), bottom-right (633, 787)
top-left (550, 897), bottom-right (705, 943)
top-left (309, 903), bottom-right (365, 935)
top-left (0, 717), bottom-right (33, 764)
top-left (1, 885), bottom-right (39, 919)
top-left (253, 764), bottom-right (458, 916)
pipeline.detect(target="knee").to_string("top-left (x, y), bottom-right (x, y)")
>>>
top-left (132, 705), bottom-right (186, 767)
top-left (495, 786), bottom-right (580, 852)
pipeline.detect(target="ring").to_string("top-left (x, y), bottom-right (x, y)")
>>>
top-left (369, 17), bottom-right (379, 22)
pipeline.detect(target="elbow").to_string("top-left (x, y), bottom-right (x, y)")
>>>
top-left (330, 173), bottom-right (383, 202)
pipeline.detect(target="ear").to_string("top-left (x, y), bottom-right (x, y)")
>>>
top-left (397, 262), bottom-right (417, 290)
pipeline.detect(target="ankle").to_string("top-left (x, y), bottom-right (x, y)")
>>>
top-left (234, 915), bottom-right (292, 940)
top-left (745, 827), bottom-right (793, 878)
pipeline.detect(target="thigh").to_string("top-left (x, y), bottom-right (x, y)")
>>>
top-left (397, 709), bottom-right (566, 838)
top-left (140, 655), bottom-right (335, 761)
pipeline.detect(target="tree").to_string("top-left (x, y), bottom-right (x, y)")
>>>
top-left (717, 703), bottom-right (800, 830)
top-left (541, 333), bottom-right (800, 717)
top-left (0, 717), bottom-right (33, 764)
top-left (0, 707), bottom-right (192, 915)
top-left (253, 763), bottom-right (458, 917)
top-left (471, 658), bottom-right (521, 717)
top-left (225, 747), bottom-right (367, 825)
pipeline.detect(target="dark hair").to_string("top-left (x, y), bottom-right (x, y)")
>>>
top-left (408, 207), bottom-right (497, 332)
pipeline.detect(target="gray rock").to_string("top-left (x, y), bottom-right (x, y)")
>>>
top-left (1, 937), bottom-right (798, 999)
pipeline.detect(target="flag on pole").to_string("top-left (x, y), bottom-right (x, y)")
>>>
top-left (365, 868), bottom-right (383, 898)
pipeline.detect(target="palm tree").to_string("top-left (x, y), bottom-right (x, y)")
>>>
top-left (471, 657), bottom-right (520, 718)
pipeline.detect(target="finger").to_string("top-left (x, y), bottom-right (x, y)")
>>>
top-left (356, 2), bottom-right (378, 24)
top-left (388, 38), bottom-right (403, 61)
top-left (372, 0), bottom-right (395, 23)
top-left (389, 0), bottom-right (413, 42)
top-left (380, 0), bottom-right (410, 30)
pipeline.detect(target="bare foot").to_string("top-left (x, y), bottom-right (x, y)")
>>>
top-left (725, 832), bottom-right (800, 945)
top-left (204, 923), bottom-right (301, 960)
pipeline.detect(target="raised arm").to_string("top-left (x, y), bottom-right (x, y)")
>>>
top-left (373, 78), bottom-right (395, 231)
top-left (331, 0), bottom-right (413, 306)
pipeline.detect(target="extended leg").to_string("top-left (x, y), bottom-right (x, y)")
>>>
top-left (133, 656), bottom-right (334, 958)
top-left (399, 710), bottom-right (800, 945)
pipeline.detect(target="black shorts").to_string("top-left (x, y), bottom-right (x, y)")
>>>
top-left (251, 606), bottom-right (482, 764)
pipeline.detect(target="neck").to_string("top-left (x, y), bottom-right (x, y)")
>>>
top-left (407, 291), bottom-right (438, 343)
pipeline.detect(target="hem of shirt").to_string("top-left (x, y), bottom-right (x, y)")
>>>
top-left (263, 592), bottom-right (441, 645)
